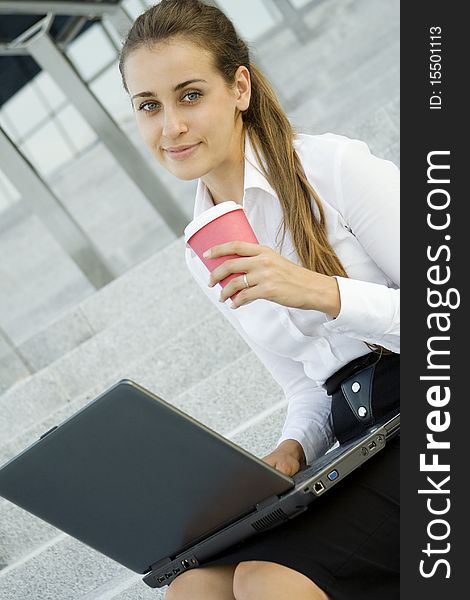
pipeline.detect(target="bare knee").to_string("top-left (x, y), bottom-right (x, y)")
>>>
top-left (165, 569), bottom-right (199, 600)
top-left (233, 561), bottom-right (262, 598)
top-left (233, 560), bottom-right (329, 600)
top-left (166, 565), bottom-right (236, 600)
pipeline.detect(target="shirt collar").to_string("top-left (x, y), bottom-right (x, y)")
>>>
top-left (193, 131), bottom-right (276, 218)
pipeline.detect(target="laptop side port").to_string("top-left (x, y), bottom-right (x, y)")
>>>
top-left (313, 481), bottom-right (325, 494)
top-left (327, 469), bottom-right (339, 481)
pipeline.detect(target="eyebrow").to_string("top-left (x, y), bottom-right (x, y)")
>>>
top-left (131, 79), bottom-right (208, 102)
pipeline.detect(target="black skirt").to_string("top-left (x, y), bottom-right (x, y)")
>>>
top-left (201, 353), bottom-right (400, 600)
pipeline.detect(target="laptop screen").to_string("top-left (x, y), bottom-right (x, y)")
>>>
top-left (0, 380), bottom-right (293, 573)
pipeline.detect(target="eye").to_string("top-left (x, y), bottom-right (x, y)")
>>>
top-left (182, 91), bottom-right (202, 103)
top-left (138, 101), bottom-right (159, 112)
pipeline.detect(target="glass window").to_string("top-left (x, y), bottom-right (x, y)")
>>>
top-left (33, 71), bottom-right (67, 112)
top-left (0, 111), bottom-right (20, 143)
top-left (123, 1), bottom-right (281, 41)
top-left (22, 121), bottom-right (75, 178)
top-left (0, 169), bottom-right (21, 211)
top-left (2, 82), bottom-right (49, 140)
top-left (66, 23), bottom-right (117, 82)
top-left (216, 0), bottom-right (281, 41)
top-left (123, 0), bottom-right (148, 19)
top-left (290, 0), bottom-right (313, 9)
top-left (55, 105), bottom-right (97, 154)
top-left (90, 62), bottom-right (134, 125)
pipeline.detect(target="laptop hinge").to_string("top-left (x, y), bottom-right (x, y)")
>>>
top-left (255, 494), bottom-right (280, 511)
top-left (148, 556), bottom-right (171, 573)
top-left (147, 497), bottom-right (280, 573)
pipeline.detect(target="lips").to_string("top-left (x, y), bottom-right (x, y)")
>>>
top-left (166, 144), bottom-right (198, 152)
top-left (164, 143), bottom-right (201, 159)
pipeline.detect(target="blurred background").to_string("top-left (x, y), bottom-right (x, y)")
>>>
top-left (0, 2), bottom-right (399, 597)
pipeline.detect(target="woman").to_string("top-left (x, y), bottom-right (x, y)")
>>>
top-left (119, 1), bottom-right (400, 599)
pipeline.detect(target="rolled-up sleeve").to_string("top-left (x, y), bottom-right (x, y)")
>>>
top-left (326, 278), bottom-right (400, 353)
top-left (323, 139), bottom-right (400, 353)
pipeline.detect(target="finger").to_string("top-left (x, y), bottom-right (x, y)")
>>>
top-left (276, 459), bottom-right (298, 477)
top-left (264, 457), bottom-right (284, 472)
top-left (219, 273), bottom-right (257, 303)
top-left (203, 241), bottom-right (262, 259)
top-left (271, 460), bottom-right (293, 477)
top-left (262, 454), bottom-right (296, 476)
top-left (208, 257), bottom-right (256, 287)
top-left (274, 456), bottom-right (300, 476)
top-left (230, 285), bottom-right (257, 309)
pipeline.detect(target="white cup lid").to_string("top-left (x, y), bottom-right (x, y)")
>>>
top-left (184, 200), bottom-right (244, 243)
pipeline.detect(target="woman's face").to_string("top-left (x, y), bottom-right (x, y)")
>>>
top-left (124, 38), bottom-right (250, 181)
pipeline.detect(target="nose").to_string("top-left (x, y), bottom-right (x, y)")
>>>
top-left (161, 106), bottom-right (188, 139)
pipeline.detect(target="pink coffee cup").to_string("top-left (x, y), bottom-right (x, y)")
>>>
top-left (184, 201), bottom-right (259, 301)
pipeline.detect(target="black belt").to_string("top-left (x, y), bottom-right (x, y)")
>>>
top-left (324, 352), bottom-right (381, 396)
top-left (324, 351), bottom-right (399, 443)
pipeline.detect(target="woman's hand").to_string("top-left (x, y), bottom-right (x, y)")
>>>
top-left (205, 241), bottom-right (340, 316)
top-left (262, 439), bottom-right (307, 477)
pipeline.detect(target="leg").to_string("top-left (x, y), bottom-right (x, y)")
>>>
top-left (233, 560), bottom-right (330, 600)
top-left (165, 564), bottom-right (237, 600)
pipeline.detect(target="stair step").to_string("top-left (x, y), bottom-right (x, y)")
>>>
top-left (0, 234), bottom-right (190, 397)
top-left (8, 237), bottom-right (189, 377)
top-left (71, 237), bottom-right (189, 333)
top-left (0, 334), bottom-right (30, 395)
top-left (94, 577), bottom-right (165, 600)
top-left (78, 572), bottom-right (160, 600)
top-left (0, 536), bottom-right (127, 600)
top-left (0, 277), bottom-right (218, 442)
top-left (0, 213), bottom-right (95, 348)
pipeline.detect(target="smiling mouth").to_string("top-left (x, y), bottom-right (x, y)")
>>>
top-left (165, 143), bottom-right (201, 160)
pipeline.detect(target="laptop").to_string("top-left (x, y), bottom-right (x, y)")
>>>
top-left (0, 379), bottom-right (399, 589)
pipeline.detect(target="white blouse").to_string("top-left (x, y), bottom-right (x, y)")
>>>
top-left (185, 132), bottom-right (400, 465)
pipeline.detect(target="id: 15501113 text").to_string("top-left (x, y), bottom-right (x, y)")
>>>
top-left (429, 26), bottom-right (443, 110)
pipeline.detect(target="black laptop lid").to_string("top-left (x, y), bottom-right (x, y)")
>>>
top-left (0, 380), bottom-right (293, 574)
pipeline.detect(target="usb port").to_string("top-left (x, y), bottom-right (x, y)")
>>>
top-left (368, 441), bottom-right (377, 451)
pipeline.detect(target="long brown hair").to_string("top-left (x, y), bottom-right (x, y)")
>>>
top-left (119, 0), bottom-right (347, 278)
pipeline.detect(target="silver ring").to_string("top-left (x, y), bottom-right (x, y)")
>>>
top-left (243, 273), bottom-right (250, 289)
